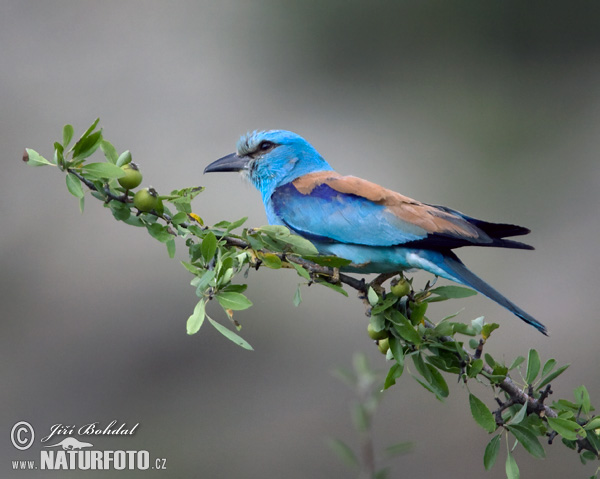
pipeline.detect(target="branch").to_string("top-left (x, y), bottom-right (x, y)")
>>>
top-left (24, 121), bottom-right (600, 474)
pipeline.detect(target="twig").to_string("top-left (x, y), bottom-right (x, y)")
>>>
top-left (67, 169), bottom-right (127, 203)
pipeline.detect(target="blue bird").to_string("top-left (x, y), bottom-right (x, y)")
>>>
top-left (204, 130), bottom-right (547, 335)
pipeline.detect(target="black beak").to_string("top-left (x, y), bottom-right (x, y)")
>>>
top-left (204, 153), bottom-right (249, 174)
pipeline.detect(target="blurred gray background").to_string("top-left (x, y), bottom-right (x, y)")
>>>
top-left (2, 1), bottom-right (600, 478)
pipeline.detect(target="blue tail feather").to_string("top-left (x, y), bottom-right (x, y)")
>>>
top-left (439, 252), bottom-right (548, 335)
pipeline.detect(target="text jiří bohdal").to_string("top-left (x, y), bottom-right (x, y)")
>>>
top-left (41, 421), bottom-right (139, 443)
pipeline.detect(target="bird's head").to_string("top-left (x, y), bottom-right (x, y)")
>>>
top-left (204, 130), bottom-right (333, 198)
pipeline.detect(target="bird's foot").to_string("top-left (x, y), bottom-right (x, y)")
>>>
top-left (331, 267), bottom-right (340, 284)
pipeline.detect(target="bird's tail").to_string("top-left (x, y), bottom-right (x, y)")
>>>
top-left (436, 251), bottom-right (548, 335)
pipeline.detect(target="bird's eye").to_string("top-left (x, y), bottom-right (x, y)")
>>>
top-left (258, 140), bottom-right (274, 151)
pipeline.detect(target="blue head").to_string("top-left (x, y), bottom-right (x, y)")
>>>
top-left (204, 130), bottom-right (333, 201)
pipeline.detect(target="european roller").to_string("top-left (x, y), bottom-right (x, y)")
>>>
top-left (204, 130), bottom-right (547, 335)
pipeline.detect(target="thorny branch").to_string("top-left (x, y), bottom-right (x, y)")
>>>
top-left (72, 170), bottom-right (598, 457)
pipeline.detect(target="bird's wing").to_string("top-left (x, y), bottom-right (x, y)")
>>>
top-left (270, 171), bottom-right (531, 249)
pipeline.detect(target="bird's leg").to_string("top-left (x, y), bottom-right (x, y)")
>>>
top-left (331, 267), bottom-right (340, 284)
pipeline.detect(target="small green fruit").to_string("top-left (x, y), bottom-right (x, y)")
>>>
top-left (133, 187), bottom-right (159, 212)
top-left (390, 277), bottom-right (411, 297)
top-left (368, 323), bottom-right (388, 340)
top-left (377, 337), bottom-right (390, 354)
top-left (118, 162), bottom-right (143, 189)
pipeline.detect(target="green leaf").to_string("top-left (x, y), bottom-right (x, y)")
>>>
top-left (426, 354), bottom-right (460, 374)
top-left (581, 450), bottom-right (598, 464)
top-left (257, 225), bottom-right (290, 236)
top-left (224, 284), bottom-right (247, 294)
top-left (171, 212), bottom-right (189, 225)
top-left (469, 315), bottom-right (484, 334)
top-left (186, 299), bottom-right (206, 335)
top-left (541, 358), bottom-right (556, 378)
top-left (547, 417), bottom-right (586, 440)
top-left (181, 261), bottom-right (201, 275)
top-left (216, 256), bottom-right (234, 284)
top-left (408, 301), bottom-right (427, 325)
top-left (426, 285), bottom-right (477, 302)
top-left (433, 321), bottom-right (453, 336)
top-left (194, 270), bottom-right (216, 296)
top-left (315, 279), bottom-right (348, 296)
top-left (166, 239), bottom-right (176, 258)
top-left (525, 349), bottom-right (540, 384)
top-left (302, 255), bottom-right (353, 268)
top-left (370, 313), bottom-right (385, 332)
top-left (293, 285), bottom-right (302, 306)
top-left (468, 359), bottom-right (484, 378)
top-left (72, 130), bottom-right (103, 160)
top-left (509, 402), bottom-right (528, 426)
top-left (63, 124), bottom-right (74, 147)
top-left (289, 261), bottom-right (311, 280)
top-left (388, 335), bottom-right (404, 366)
top-left (78, 118), bottom-right (100, 143)
top-left (258, 252), bottom-right (282, 269)
top-left (352, 403), bottom-right (370, 432)
top-left (505, 452), bottom-right (520, 479)
top-left (109, 201), bottom-right (131, 221)
top-left (553, 399), bottom-right (579, 414)
top-left (481, 322), bottom-right (499, 339)
top-left (412, 375), bottom-right (445, 401)
top-left (574, 385), bottom-right (591, 414)
top-left (469, 393), bottom-right (496, 433)
top-left (584, 417), bottom-right (600, 431)
top-left (585, 430), bottom-right (600, 453)
top-left (207, 316), bottom-right (253, 350)
top-left (54, 142), bottom-right (64, 168)
top-left (215, 292), bottom-right (253, 311)
top-left (281, 234), bottom-right (319, 255)
top-left (224, 216), bottom-right (247, 232)
top-left (367, 287), bottom-right (378, 306)
top-left (81, 162), bottom-right (126, 179)
top-left (370, 295), bottom-right (398, 315)
top-left (483, 434), bottom-right (501, 470)
top-left (389, 310), bottom-right (421, 345)
top-left (100, 140), bottom-right (118, 164)
top-left (146, 223), bottom-right (173, 243)
top-left (412, 353), bottom-right (431, 383)
top-left (509, 356), bottom-right (526, 371)
top-left (450, 321), bottom-right (477, 336)
top-left (25, 148), bottom-right (54, 166)
top-left (66, 173), bottom-right (84, 198)
top-left (200, 231), bottom-right (218, 263)
top-left (384, 362), bottom-right (404, 390)
top-left (122, 214), bottom-right (144, 227)
top-left (326, 438), bottom-right (359, 469)
top-left (385, 442), bottom-right (413, 457)
top-left (508, 424), bottom-right (546, 458)
top-left (116, 150), bottom-right (132, 167)
top-left (536, 364), bottom-right (569, 390)
top-left (425, 364), bottom-right (449, 399)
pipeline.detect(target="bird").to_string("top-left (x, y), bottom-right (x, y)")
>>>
top-left (204, 130), bottom-right (547, 335)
